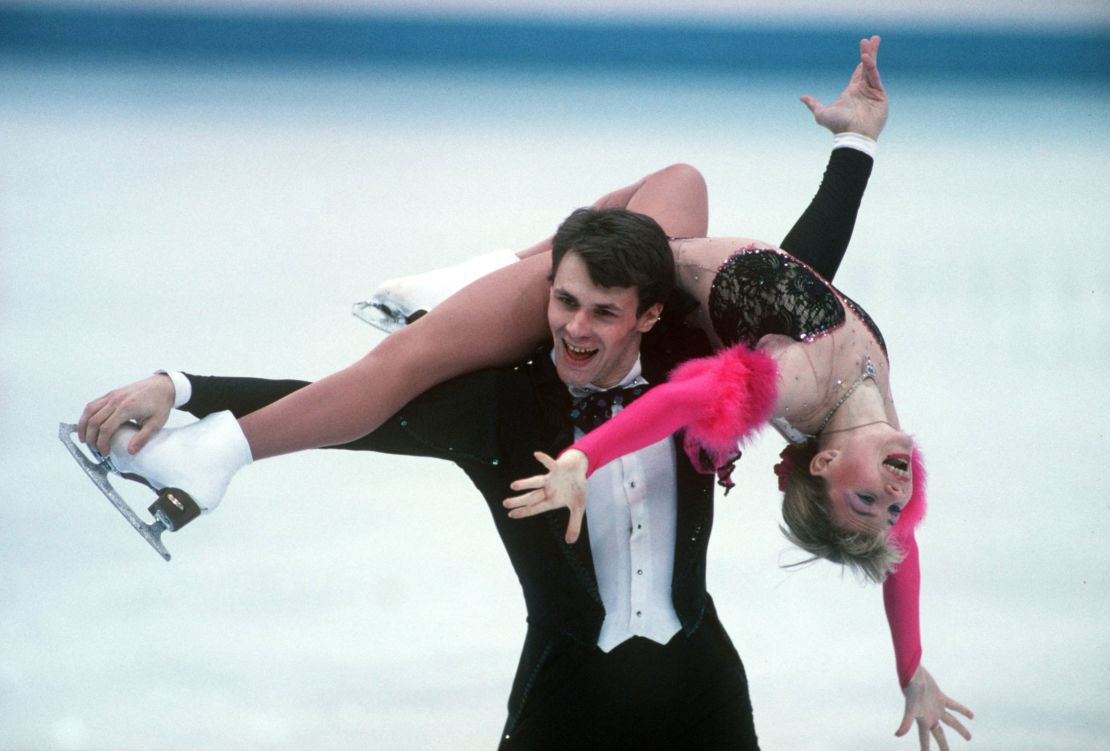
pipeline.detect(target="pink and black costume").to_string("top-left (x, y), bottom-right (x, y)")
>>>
top-left (571, 246), bottom-right (926, 688)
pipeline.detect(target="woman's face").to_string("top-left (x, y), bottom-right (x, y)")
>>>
top-left (809, 424), bottom-right (914, 535)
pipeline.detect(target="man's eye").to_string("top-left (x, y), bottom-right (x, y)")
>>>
top-left (858, 494), bottom-right (876, 505)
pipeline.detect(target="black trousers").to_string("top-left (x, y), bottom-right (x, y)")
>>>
top-left (500, 617), bottom-right (759, 751)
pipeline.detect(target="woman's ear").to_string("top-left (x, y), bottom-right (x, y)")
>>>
top-left (809, 449), bottom-right (838, 476)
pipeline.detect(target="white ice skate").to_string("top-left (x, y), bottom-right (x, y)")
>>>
top-left (352, 248), bottom-right (518, 333)
top-left (60, 411), bottom-right (252, 560)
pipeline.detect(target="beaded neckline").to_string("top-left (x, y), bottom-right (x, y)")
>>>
top-left (817, 354), bottom-right (878, 435)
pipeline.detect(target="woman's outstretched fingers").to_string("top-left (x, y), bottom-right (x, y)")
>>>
top-left (931, 722), bottom-right (949, 751)
top-left (942, 710), bottom-right (972, 742)
top-left (564, 505), bottom-right (584, 545)
top-left (505, 450), bottom-right (589, 542)
top-left (947, 699), bottom-right (975, 722)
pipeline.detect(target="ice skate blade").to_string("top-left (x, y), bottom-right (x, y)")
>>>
top-left (58, 423), bottom-right (172, 561)
top-left (352, 299), bottom-right (428, 334)
top-left (351, 300), bottom-right (408, 333)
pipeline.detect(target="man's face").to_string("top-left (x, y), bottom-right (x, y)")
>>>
top-left (548, 251), bottom-right (662, 388)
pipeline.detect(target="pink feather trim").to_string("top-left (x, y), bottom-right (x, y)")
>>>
top-left (667, 343), bottom-right (780, 472)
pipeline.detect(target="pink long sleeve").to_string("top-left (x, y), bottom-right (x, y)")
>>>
top-left (884, 531), bottom-right (922, 688)
top-left (884, 447), bottom-right (928, 687)
top-left (570, 344), bottom-right (780, 477)
top-left (573, 376), bottom-right (715, 477)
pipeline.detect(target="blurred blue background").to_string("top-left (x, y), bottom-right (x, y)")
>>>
top-left (2, 1), bottom-right (1109, 749)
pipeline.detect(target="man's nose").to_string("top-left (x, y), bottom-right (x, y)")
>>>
top-left (566, 310), bottom-right (590, 338)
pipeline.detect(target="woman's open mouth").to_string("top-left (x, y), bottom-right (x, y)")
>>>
top-left (882, 454), bottom-right (911, 481)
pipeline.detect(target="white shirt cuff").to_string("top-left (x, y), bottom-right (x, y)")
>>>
top-left (155, 370), bottom-right (192, 408)
top-left (833, 131), bottom-right (878, 158)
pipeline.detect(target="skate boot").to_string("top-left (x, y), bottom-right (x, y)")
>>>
top-left (352, 248), bottom-right (518, 333)
top-left (60, 411), bottom-right (252, 560)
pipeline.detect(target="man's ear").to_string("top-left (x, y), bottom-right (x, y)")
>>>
top-left (637, 303), bottom-right (664, 333)
top-left (809, 449), bottom-right (839, 476)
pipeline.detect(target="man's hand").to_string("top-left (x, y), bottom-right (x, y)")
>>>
top-left (503, 450), bottom-right (589, 544)
top-left (801, 35), bottom-right (888, 140)
top-left (78, 373), bottom-right (176, 457)
top-left (896, 664), bottom-right (974, 751)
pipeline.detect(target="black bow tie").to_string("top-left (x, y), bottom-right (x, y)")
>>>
top-left (569, 384), bottom-right (648, 434)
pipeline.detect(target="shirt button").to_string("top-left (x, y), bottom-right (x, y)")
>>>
top-left (630, 481), bottom-right (636, 488)
top-left (637, 569), bottom-right (643, 575)
top-left (635, 610), bottom-right (642, 617)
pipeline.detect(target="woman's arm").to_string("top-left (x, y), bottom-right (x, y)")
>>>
top-left (885, 533), bottom-right (923, 688)
top-left (779, 35), bottom-right (887, 282)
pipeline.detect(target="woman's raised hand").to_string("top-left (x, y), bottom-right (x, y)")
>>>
top-left (897, 664), bottom-right (974, 751)
top-left (504, 449), bottom-right (589, 544)
top-left (801, 35), bottom-right (888, 140)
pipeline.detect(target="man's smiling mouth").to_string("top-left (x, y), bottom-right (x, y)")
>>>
top-left (563, 341), bottom-right (598, 364)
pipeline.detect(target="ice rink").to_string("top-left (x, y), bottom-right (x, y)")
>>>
top-left (2, 28), bottom-right (1109, 750)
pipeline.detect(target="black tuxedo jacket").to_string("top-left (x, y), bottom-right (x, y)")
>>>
top-left (181, 325), bottom-right (720, 733)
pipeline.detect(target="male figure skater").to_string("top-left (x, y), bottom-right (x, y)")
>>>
top-left (142, 208), bottom-right (759, 748)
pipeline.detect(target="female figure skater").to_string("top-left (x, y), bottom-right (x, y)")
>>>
top-left (75, 36), bottom-right (971, 749)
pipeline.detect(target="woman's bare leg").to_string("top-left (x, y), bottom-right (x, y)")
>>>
top-left (241, 254), bottom-right (552, 458)
top-left (79, 163), bottom-right (710, 466)
top-left (243, 163), bottom-right (709, 460)
top-left (514, 162), bottom-right (708, 260)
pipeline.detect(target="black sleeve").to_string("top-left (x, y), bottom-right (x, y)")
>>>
top-left (182, 375), bottom-right (309, 421)
top-left (181, 371), bottom-right (500, 460)
top-left (778, 147), bottom-right (874, 283)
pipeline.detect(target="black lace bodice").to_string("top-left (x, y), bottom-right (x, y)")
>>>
top-left (707, 247), bottom-right (887, 355)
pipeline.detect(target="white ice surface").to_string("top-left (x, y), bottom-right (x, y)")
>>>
top-left (2, 59), bottom-right (1109, 749)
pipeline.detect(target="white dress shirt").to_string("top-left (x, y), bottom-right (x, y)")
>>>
top-left (567, 357), bottom-right (682, 652)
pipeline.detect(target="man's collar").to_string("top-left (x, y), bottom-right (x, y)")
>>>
top-left (548, 350), bottom-right (648, 398)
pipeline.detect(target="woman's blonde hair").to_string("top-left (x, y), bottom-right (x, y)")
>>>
top-left (777, 441), bottom-right (904, 583)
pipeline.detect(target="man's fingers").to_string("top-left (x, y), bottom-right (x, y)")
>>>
top-left (129, 419), bottom-right (164, 454)
top-left (94, 412), bottom-right (125, 457)
top-left (917, 721), bottom-right (930, 751)
top-left (76, 396), bottom-right (106, 442)
top-left (799, 95), bottom-right (821, 116)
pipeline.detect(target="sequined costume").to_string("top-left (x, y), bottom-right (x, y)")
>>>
top-left (708, 245), bottom-right (887, 355)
